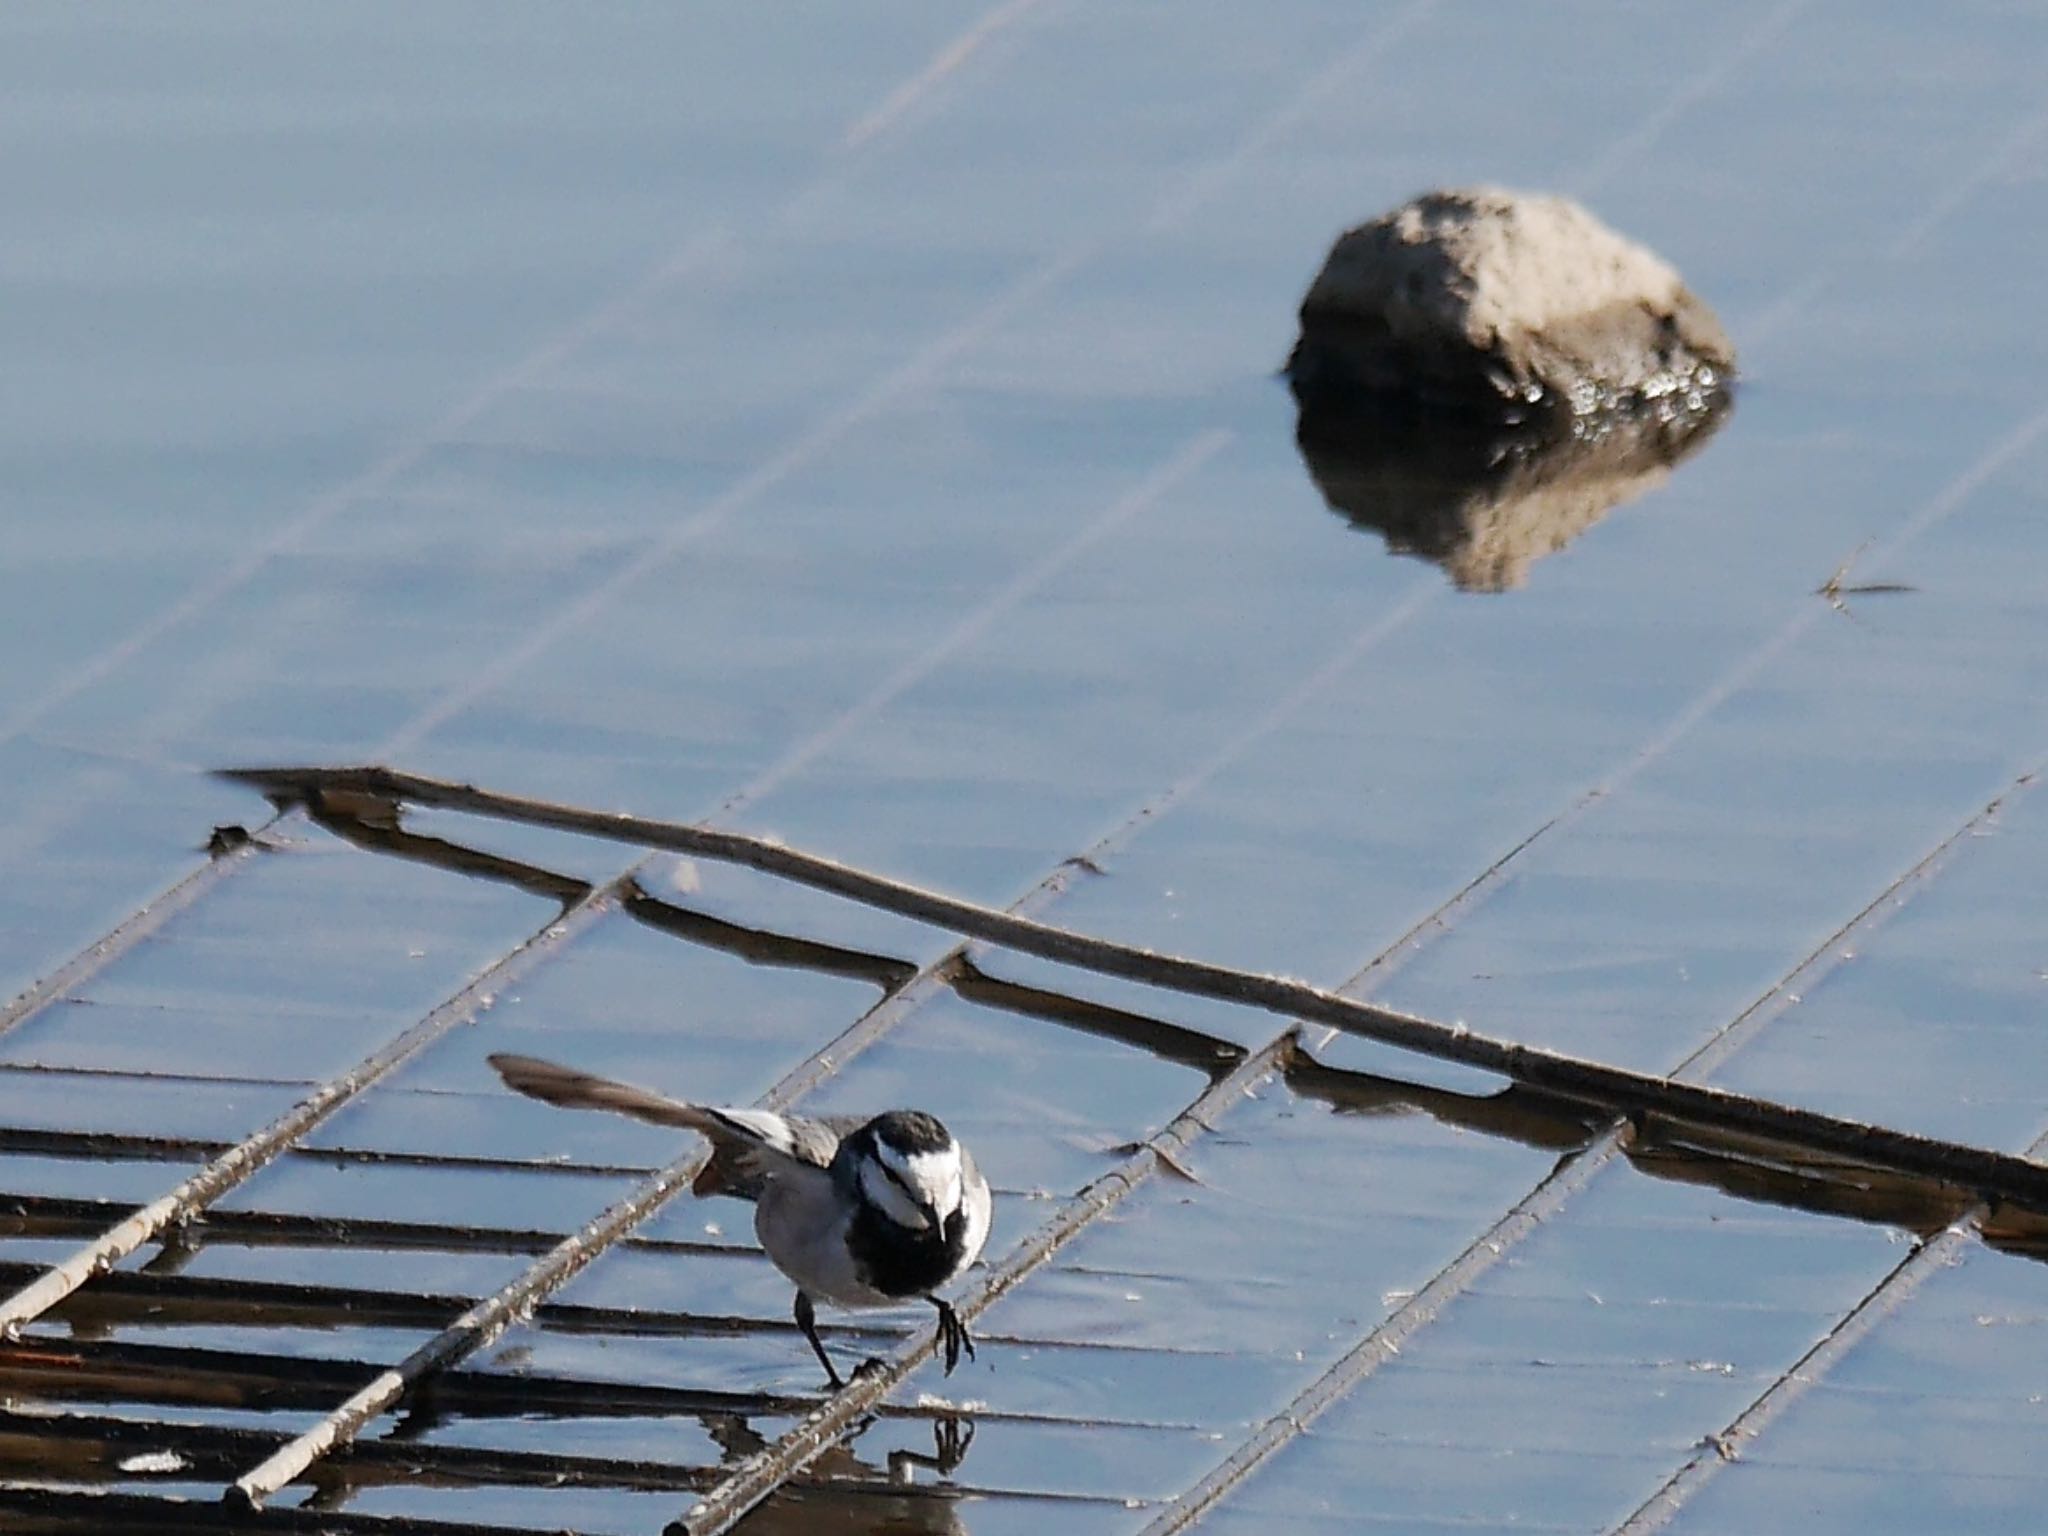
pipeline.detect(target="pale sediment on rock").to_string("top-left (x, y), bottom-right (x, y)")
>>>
top-left (1287, 187), bottom-right (1735, 426)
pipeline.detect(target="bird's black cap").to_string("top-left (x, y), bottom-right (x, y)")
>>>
top-left (868, 1109), bottom-right (951, 1156)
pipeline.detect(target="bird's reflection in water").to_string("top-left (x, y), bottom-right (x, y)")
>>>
top-left (704, 1407), bottom-right (978, 1535)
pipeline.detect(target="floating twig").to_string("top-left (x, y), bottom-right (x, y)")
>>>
top-left (1815, 538), bottom-right (1918, 616)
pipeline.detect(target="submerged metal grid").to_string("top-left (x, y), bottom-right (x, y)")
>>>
top-left (3, 752), bottom-right (2047, 1535)
top-left (6, 5), bottom-right (2048, 1534)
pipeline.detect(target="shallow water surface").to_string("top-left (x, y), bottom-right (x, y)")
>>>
top-left (4, 2), bottom-right (2048, 1532)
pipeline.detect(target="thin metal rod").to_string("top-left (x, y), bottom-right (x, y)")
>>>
top-left (1137, 1123), bottom-right (1635, 1535)
top-left (668, 1029), bottom-right (1302, 1536)
top-left (15, 434), bottom-right (1244, 1451)
top-left (1609, 1210), bottom-right (1980, 1533)
top-left (0, 1404), bottom-right (730, 1494)
top-left (3, 1408), bottom-right (1129, 1513)
top-left (0, 1188), bottom-right (735, 1258)
top-left (220, 780), bottom-right (1230, 1507)
top-left (0, 873), bottom-right (621, 1338)
top-left (0, 1331), bottom-right (817, 1421)
top-left (226, 764), bottom-right (2048, 1210)
top-left (0, 1330), bottom-right (1178, 1431)
top-left (223, 1143), bottom-right (716, 1508)
top-left (1140, 759), bottom-right (2039, 1531)
top-left (0, 1121), bottom-right (659, 1178)
top-left (0, 829), bottom-right (264, 1041)
top-left (204, 570), bottom-right (1452, 1508)
top-left (0, 1486), bottom-right (522, 1536)
top-left (1612, 1085), bottom-right (2048, 1532)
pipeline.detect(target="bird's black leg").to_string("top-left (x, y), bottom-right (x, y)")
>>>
top-left (928, 1296), bottom-right (976, 1375)
top-left (886, 1414), bottom-right (976, 1480)
top-left (794, 1291), bottom-right (845, 1390)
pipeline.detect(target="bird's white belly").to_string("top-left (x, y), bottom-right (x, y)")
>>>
top-left (754, 1172), bottom-right (897, 1309)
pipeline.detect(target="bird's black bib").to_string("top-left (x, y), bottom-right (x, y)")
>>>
top-left (847, 1200), bottom-right (970, 1298)
top-left (835, 1115), bottom-right (971, 1298)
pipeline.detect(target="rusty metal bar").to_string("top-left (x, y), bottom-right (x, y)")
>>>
top-left (0, 830), bottom-right (266, 1043)
top-left (1611, 1098), bottom-right (2048, 1530)
top-left (0, 1409), bottom-right (1129, 1520)
top-left (0, 1332), bottom-right (815, 1421)
top-left (221, 1143), bottom-right (720, 1508)
top-left (621, 885), bottom-right (917, 992)
top-left (0, 1121), bottom-right (652, 1176)
top-left (9, 426), bottom-right (1261, 1468)
top-left (0, 1405), bottom-right (727, 1495)
top-left (1610, 1214), bottom-right (1975, 1532)
top-left (0, 1189), bottom-right (732, 1259)
top-left (219, 776), bottom-right (1262, 1507)
top-left (0, 1260), bottom-right (816, 1350)
top-left (0, 1486), bottom-right (525, 1536)
top-left (668, 1028), bottom-right (1303, 1536)
top-left (200, 565), bottom-right (1442, 1508)
top-left (0, 872), bottom-right (625, 1339)
top-left (1138, 759), bottom-right (2042, 1532)
top-left (0, 1332), bottom-right (1162, 1433)
top-left (227, 763), bottom-right (2048, 1211)
top-left (1137, 1122), bottom-right (1637, 1536)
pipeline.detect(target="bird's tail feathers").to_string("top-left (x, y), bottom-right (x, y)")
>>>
top-left (486, 1054), bottom-right (817, 1202)
top-left (487, 1053), bottom-right (720, 1135)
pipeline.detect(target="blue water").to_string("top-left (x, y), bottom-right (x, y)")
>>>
top-left (4, 3), bottom-right (2048, 1531)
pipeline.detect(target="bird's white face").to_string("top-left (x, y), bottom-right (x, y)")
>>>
top-left (859, 1139), bottom-right (964, 1232)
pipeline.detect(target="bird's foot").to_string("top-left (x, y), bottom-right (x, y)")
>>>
top-left (932, 1412), bottom-right (975, 1471)
top-left (929, 1297), bottom-right (976, 1375)
top-left (887, 1414), bottom-right (976, 1481)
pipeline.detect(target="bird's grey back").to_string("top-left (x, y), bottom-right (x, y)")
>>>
top-left (700, 1110), bottom-right (851, 1200)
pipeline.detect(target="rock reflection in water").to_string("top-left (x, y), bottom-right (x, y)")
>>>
top-left (1292, 388), bottom-right (1732, 592)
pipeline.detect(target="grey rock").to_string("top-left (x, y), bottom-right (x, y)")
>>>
top-left (1287, 187), bottom-right (1735, 426)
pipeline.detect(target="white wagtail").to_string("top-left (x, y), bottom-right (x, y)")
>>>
top-left (488, 1053), bottom-right (992, 1388)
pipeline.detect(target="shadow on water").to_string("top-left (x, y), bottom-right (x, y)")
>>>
top-left (1291, 384), bottom-right (1734, 592)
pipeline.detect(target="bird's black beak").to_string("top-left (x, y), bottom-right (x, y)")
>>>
top-left (918, 1201), bottom-right (941, 1232)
